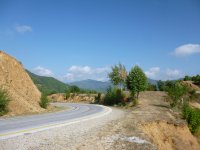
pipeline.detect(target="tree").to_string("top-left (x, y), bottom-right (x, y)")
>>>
top-left (126, 66), bottom-right (148, 99)
top-left (108, 63), bottom-right (127, 89)
top-left (157, 80), bottom-right (165, 91)
top-left (184, 75), bottom-right (191, 81)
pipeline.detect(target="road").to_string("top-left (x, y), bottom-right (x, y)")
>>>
top-left (0, 103), bottom-right (112, 140)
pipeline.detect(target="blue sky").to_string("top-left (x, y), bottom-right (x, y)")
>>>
top-left (0, 0), bottom-right (200, 82)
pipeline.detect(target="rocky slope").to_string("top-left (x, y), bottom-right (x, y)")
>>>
top-left (0, 51), bottom-right (43, 116)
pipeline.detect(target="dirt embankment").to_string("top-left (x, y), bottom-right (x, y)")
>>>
top-left (48, 93), bottom-right (97, 103)
top-left (0, 51), bottom-right (43, 116)
top-left (138, 92), bottom-right (200, 150)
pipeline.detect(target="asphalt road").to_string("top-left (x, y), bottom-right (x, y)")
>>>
top-left (0, 103), bottom-right (111, 139)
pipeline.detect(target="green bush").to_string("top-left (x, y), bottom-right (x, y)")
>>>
top-left (166, 82), bottom-right (188, 107)
top-left (103, 88), bottom-right (125, 106)
top-left (94, 93), bottom-right (101, 104)
top-left (182, 104), bottom-right (200, 134)
top-left (0, 89), bottom-right (10, 116)
top-left (39, 93), bottom-right (49, 109)
top-left (65, 91), bottom-right (70, 99)
top-left (146, 83), bottom-right (157, 91)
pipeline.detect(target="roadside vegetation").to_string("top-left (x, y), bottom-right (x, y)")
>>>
top-left (0, 88), bottom-right (10, 116)
top-left (99, 63), bottom-right (149, 106)
top-left (39, 93), bottom-right (49, 109)
top-left (159, 74), bottom-right (200, 134)
top-left (65, 85), bottom-right (97, 100)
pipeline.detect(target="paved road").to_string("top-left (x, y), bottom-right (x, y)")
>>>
top-left (0, 103), bottom-right (111, 139)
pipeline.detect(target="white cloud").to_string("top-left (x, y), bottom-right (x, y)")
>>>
top-left (172, 44), bottom-right (200, 57)
top-left (64, 65), bottom-right (111, 82)
top-left (145, 67), bottom-right (184, 80)
top-left (15, 25), bottom-right (32, 33)
top-left (69, 66), bottom-right (92, 74)
top-left (145, 67), bottom-right (160, 79)
top-left (32, 66), bottom-right (54, 77)
top-left (166, 69), bottom-right (183, 79)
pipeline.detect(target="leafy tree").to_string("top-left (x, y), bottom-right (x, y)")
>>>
top-left (108, 63), bottom-right (127, 89)
top-left (126, 66), bottom-right (148, 99)
top-left (184, 75), bottom-right (192, 81)
top-left (166, 82), bottom-right (188, 107)
top-left (157, 80), bottom-right (165, 91)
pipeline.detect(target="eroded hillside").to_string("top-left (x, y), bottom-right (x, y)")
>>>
top-left (0, 51), bottom-right (43, 116)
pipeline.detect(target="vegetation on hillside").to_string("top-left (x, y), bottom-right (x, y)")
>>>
top-left (183, 74), bottom-right (200, 85)
top-left (27, 70), bottom-right (69, 95)
top-left (0, 88), bottom-right (10, 115)
top-left (182, 104), bottom-right (200, 134)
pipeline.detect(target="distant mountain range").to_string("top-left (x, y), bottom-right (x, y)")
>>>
top-left (27, 70), bottom-right (158, 94)
top-left (27, 70), bottom-right (69, 94)
top-left (70, 78), bottom-right (158, 93)
top-left (70, 79), bottom-right (112, 93)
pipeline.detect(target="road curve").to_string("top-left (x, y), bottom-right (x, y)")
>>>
top-left (0, 103), bottom-right (112, 140)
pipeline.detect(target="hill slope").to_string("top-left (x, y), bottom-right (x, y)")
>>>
top-left (27, 70), bottom-right (69, 94)
top-left (70, 79), bottom-right (112, 92)
top-left (0, 51), bottom-right (43, 115)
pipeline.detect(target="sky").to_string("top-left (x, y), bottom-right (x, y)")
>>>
top-left (0, 0), bottom-right (200, 82)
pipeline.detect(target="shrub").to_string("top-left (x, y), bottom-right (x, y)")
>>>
top-left (146, 83), bottom-right (157, 91)
top-left (65, 91), bottom-right (70, 99)
top-left (166, 82), bottom-right (188, 107)
top-left (0, 89), bottom-right (10, 116)
top-left (39, 93), bottom-right (49, 109)
top-left (103, 88), bottom-right (125, 106)
top-left (94, 93), bottom-right (101, 104)
top-left (182, 104), bottom-right (200, 134)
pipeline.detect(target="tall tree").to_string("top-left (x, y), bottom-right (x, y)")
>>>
top-left (126, 66), bottom-right (147, 99)
top-left (108, 63), bottom-right (127, 89)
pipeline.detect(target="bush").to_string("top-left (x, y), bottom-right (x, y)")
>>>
top-left (65, 91), bottom-right (70, 99)
top-left (39, 93), bottom-right (49, 109)
top-left (94, 93), bottom-right (101, 104)
top-left (182, 104), bottom-right (200, 134)
top-left (0, 89), bottom-right (10, 116)
top-left (146, 83), bottom-right (157, 91)
top-left (103, 88), bottom-right (125, 106)
top-left (166, 82), bottom-right (188, 107)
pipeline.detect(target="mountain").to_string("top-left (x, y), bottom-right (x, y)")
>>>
top-left (0, 51), bottom-right (43, 115)
top-left (148, 78), bottom-right (158, 85)
top-left (70, 78), bottom-right (158, 93)
top-left (27, 70), bottom-right (69, 94)
top-left (70, 79), bottom-right (112, 93)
